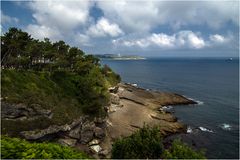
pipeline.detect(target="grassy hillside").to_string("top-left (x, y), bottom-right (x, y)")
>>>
top-left (1, 68), bottom-right (119, 136)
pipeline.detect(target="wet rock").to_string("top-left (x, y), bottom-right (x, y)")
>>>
top-left (58, 138), bottom-right (77, 147)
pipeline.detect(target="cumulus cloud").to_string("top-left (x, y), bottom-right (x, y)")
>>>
top-left (97, 1), bottom-right (239, 32)
top-left (112, 31), bottom-right (232, 49)
top-left (25, 0), bottom-right (93, 44)
top-left (1, 11), bottom-right (19, 24)
top-left (28, 1), bottom-right (92, 31)
top-left (10, 0), bottom-right (237, 54)
top-left (87, 17), bottom-right (123, 37)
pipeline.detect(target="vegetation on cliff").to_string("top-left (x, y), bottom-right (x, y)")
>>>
top-left (1, 28), bottom-right (120, 136)
top-left (111, 125), bottom-right (206, 159)
top-left (1, 136), bottom-right (90, 159)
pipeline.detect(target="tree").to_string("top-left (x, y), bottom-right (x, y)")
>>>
top-left (111, 125), bottom-right (164, 159)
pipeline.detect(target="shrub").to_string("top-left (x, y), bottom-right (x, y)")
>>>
top-left (111, 125), bottom-right (164, 159)
top-left (111, 125), bottom-right (206, 159)
top-left (1, 136), bottom-right (90, 159)
top-left (162, 139), bottom-right (206, 159)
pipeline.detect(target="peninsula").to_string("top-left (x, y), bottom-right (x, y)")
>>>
top-left (94, 54), bottom-right (146, 60)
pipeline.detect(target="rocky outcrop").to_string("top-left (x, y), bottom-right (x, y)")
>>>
top-left (1, 102), bottom-right (52, 121)
top-left (110, 93), bottom-right (120, 105)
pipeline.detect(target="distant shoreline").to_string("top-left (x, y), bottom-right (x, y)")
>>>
top-left (100, 57), bottom-right (146, 60)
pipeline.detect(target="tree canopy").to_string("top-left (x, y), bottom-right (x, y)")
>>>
top-left (1, 27), bottom-right (97, 73)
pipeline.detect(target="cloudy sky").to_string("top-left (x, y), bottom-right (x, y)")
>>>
top-left (1, 0), bottom-right (239, 57)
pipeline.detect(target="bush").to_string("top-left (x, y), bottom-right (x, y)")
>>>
top-left (111, 125), bottom-right (206, 159)
top-left (111, 125), bottom-right (164, 159)
top-left (1, 136), bottom-right (90, 159)
top-left (162, 139), bottom-right (206, 159)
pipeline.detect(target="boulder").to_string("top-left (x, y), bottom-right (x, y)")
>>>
top-left (110, 93), bottom-right (120, 105)
top-left (58, 138), bottom-right (77, 147)
top-left (80, 121), bottom-right (95, 144)
top-left (90, 145), bottom-right (102, 153)
top-left (94, 127), bottom-right (105, 139)
top-left (109, 86), bottom-right (119, 93)
top-left (88, 139), bottom-right (100, 146)
top-left (68, 124), bottom-right (81, 139)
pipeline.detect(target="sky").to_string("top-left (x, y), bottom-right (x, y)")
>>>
top-left (1, 0), bottom-right (239, 57)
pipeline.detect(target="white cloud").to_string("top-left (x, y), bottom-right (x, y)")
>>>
top-left (74, 32), bottom-right (91, 46)
top-left (149, 33), bottom-right (176, 47)
top-left (26, 24), bottom-right (63, 41)
top-left (1, 11), bottom-right (19, 24)
top-left (97, 1), bottom-right (239, 32)
top-left (87, 17), bottom-right (123, 37)
top-left (25, 0), bottom-right (93, 44)
top-left (209, 34), bottom-right (226, 43)
top-left (112, 31), bottom-right (234, 49)
top-left (28, 1), bottom-right (92, 31)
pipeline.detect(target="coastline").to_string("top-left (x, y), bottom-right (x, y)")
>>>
top-left (99, 82), bottom-right (197, 158)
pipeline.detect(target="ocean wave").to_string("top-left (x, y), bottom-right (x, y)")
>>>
top-left (198, 126), bottom-right (214, 133)
top-left (182, 95), bottom-right (204, 105)
top-left (219, 123), bottom-right (232, 131)
top-left (187, 126), bottom-right (193, 133)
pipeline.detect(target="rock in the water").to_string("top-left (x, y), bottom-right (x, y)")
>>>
top-left (110, 93), bottom-right (120, 105)
top-left (90, 145), bottom-right (102, 153)
top-left (88, 139), bottom-right (100, 146)
top-left (58, 138), bottom-right (77, 147)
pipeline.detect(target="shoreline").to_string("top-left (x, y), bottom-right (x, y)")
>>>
top-left (99, 82), bottom-right (198, 158)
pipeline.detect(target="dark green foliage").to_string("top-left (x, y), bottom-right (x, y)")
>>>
top-left (111, 125), bottom-right (164, 159)
top-left (1, 136), bottom-right (90, 159)
top-left (101, 64), bottom-right (121, 87)
top-left (162, 139), bottom-right (206, 159)
top-left (111, 125), bottom-right (206, 159)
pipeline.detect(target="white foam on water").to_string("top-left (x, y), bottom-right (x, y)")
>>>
top-left (182, 95), bottom-right (204, 105)
top-left (220, 123), bottom-right (232, 130)
top-left (132, 83), bottom-right (137, 87)
top-left (196, 100), bottom-right (204, 105)
top-left (198, 126), bottom-right (214, 133)
top-left (187, 126), bottom-right (193, 133)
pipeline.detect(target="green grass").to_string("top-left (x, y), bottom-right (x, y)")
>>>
top-left (1, 136), bottom-right (91, 159)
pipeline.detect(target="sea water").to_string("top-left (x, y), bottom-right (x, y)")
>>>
top-left (101, 57), bottom-right (239, 159)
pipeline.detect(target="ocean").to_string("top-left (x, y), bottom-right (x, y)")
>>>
top-left (101, 57), bottom-right (239, 159)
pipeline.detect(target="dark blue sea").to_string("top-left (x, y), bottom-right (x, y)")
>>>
top-left (101, 57), bottom-right (239, 159)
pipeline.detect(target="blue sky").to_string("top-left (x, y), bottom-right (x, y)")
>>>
top-left (1, 0), bottom-right (239, 57)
